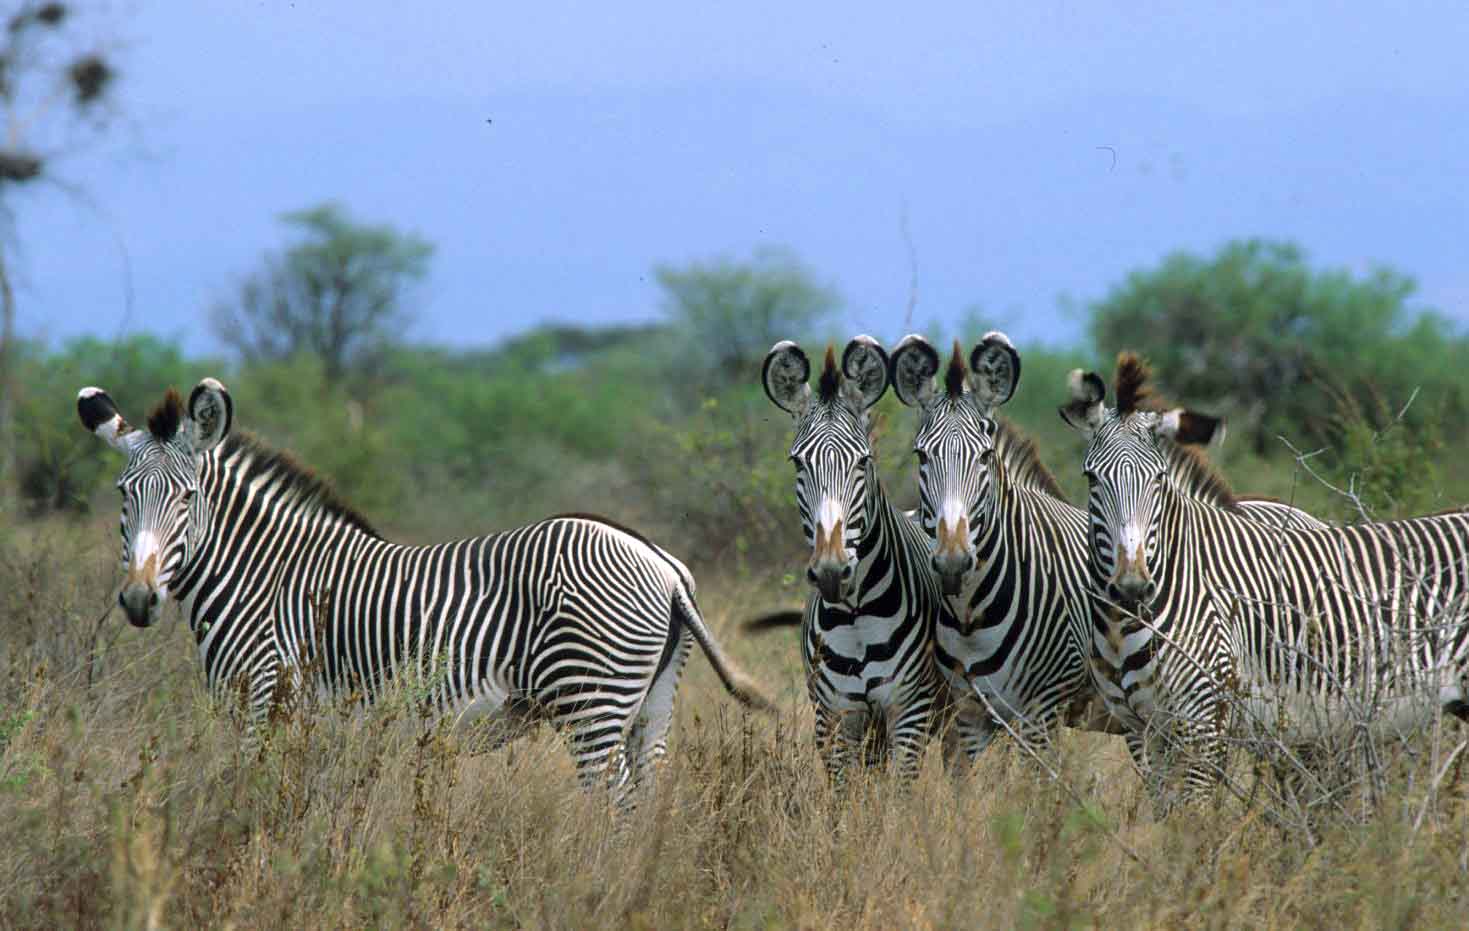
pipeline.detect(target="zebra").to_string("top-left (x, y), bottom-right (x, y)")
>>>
top-left (762, 335), bottom-right (963, 781)
top-left (888, 334), bottom-right (1331, 759)
top-left (77, 378), bottom-right (772, 807)
top-left (1058, 352), bottom-right (1469, 806)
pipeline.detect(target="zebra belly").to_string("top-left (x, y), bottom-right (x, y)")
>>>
top-left (1235, 675), bottom-right (1451, 742)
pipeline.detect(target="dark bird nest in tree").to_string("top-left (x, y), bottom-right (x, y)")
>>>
top-left (8, 3), bottom-right (68, 34)
top-left (69, 54), bottom-right (112, 105)
top-left (0, 149), bottom-right (42, 183)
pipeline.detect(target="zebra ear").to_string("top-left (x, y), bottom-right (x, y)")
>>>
top-left (889, 334), bottom-right (939, 408)
top-left (968, 331), bottom-right (1020, 411)
top-left (841, 335), bottom-right (890, 410)
top-left (1156, 408), bottom-right (1223, 447)
top-left (1058, 369), bottom-right (1106, 436)
top-left (78, 387), bottom-right (143, 454)
top-left (763, 341), bottom-right (812, 415)
top-left (187, 378), bottom-right (233, 454)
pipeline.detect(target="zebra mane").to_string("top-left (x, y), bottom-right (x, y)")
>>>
top-left (1164, 441), bottom-right (1239, 510)
top-left (817, 346), bottom-right (841, 403)
top-left (994, 417), bottom-right (1068, 501)
top-left (1114, 352), bottom-right (1156, 416)
top-left (944, 341), bottom-right (966, 398)
top-left (220, 432), bottom-right (381, 538)
top-left (148, 389), bottom-right (185, 441)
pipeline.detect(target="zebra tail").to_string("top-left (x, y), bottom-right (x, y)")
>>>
top-left (673, 586), bottom-right (777, 713)
top-left (741, 609), bottom-right (805, 633)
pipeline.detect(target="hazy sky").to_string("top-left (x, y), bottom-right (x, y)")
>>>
top-left (14, 1), bottom-right (1469, 355)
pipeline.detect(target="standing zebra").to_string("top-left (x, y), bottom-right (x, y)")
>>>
top-left (888, 335), bottom-right (1330, 757)
top-left (1059, 354), bottom-right (1469, 806)
top-left (889, 333), bottom-right (1103, 753)
top-left (762, 336), bottom-right (962, 781)
top-left (78, 379), bottom-right (771, 806)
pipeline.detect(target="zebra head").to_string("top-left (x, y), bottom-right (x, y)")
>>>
top-left (890, 332), bottom-right (1020, 595)
top-left (77, 379), bottom-right (233, 628)
top-left (763, 335), bottom-right (890, 604)
top-left (1059, 355), bottom-right (1222, 606)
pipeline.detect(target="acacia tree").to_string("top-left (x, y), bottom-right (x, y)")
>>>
top-left (0, 3), bottom-right (117, 510)
top-left (655, 246), bottom-right (839, 392)
top-left (212, 203), bottom-right (433, 384)
top-left (1090, 239), bottom-right (1466, 453)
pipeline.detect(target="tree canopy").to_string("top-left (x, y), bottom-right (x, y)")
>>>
top-left (655, 247), bottom-right (839, 392)
top-left (211, 203), bottom-right (433, 384)
top-left (1090, 239), bottom-right (1466, 453)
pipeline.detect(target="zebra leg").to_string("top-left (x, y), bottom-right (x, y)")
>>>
top-left (622, 630), bottom-right (694, 807)
top-left (1125, 730), bottom-right (1177, 818)
top-left (943, 698), bottom-right (997, 778)
top-left (814, 704), bottom-right (870, 789)
top-left (887, 699), bottom-right (938, 782)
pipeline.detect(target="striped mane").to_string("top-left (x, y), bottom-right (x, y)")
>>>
top-left (1164, 441), bottom-right (1239, 510)
top-left (220, 432), bottom-right (381, 538)
top-left (994, 417), bottom-right (1067, 501)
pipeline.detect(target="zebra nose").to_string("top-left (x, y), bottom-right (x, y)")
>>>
top-left (807, 563), bottom-right (854, 603)
top-left (1109, 574), bottom-right (1156, 604)
top-left (119, 583), bottom-right (161, 628)
top-left (931, 551), bottom-right (973, 595)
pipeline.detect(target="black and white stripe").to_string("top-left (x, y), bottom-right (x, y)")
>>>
top-left (764, 336), bottom-right (961, 782)
top-left (891, 335), bottom-right (1331, 761)
top-left (1060, 358), bottom-right (1469, 805)
top-left (79, 380), bottom-right (770, 806)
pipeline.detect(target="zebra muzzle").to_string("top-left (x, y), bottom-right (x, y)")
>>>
top-left (1109, 545), bottom-right (1155, 603)
top-left (808, 518), bottom-right (855, 602)
top-left (932, 514), bottom-right (973, 595)
top-left (119, 553), bottom-right (163, 628)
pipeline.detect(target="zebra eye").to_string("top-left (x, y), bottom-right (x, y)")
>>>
top-left (978, 448), bottom-right (995, 465)
top-left (914, 449), bottom-right (929, 466)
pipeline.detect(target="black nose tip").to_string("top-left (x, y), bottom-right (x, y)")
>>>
top-left (148, 591), bottom-right (160, 607)
top-left (839, 564), bottom-right (854, 581)
top-left (806, 567), bottom-right (819, 585)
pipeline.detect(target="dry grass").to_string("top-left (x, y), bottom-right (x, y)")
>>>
top-left (2, 519), bottom-right (1467, 929)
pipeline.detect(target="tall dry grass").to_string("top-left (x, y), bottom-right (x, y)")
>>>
top-left (1, 519), bottom-right (1466, 929)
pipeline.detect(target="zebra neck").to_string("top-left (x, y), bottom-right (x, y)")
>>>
top-left (171, 444), bottom-right (383, 620)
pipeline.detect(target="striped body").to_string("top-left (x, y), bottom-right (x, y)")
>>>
top-left (1071, 384), bottom-right (1469, 803)
top-left (82, 380), bottom-right (768, 808)
top-left (789, 410), bottom-right (956, 781)
top-left (890, 335), bottom-right (1329, 759)
top-left (765, 337), bottom-right (965, 782)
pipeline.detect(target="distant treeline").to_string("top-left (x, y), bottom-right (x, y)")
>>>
top-left (11, 238), bottom-right (1467, 575)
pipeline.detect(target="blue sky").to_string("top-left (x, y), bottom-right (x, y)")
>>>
top-left (13, 1), bottom-right (1469, 355)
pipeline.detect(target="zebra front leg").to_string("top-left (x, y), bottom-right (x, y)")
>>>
top-left (814, 704), bottom-right (871, 790)
top-left (1125, 730), bottom-right (1177, 819)
top-left (943, 698), bottom-right (997, 779)
top-left (887, 699), bottom-right (940, 782)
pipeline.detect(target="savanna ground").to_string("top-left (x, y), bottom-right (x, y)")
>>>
top-left (5, 243), bottom-right (1469, 927)
top-left (1, 510), bottom-right (1467, 930)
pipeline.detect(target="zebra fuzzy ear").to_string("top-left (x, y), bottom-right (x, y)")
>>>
top-left (968, 331), bottom-right (1020, 411)
top-left (889, 334), bottom-right (939, 408)
top-left (1058, 369), bottom-right (1106, 436)
top-left (1156, 408), bottom-right (1223, 447)
top-left (187, 378), bottom-right (233, 454)
top-left (840, 335), bottom-right (890, 410)
top-left (763, 341), bottom-right (812, 415)
top-left (77, 387), bottom-right (143, 454)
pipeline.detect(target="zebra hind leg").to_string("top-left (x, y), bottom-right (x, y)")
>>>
top-left (619, 630), bottom-right (694, 814)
